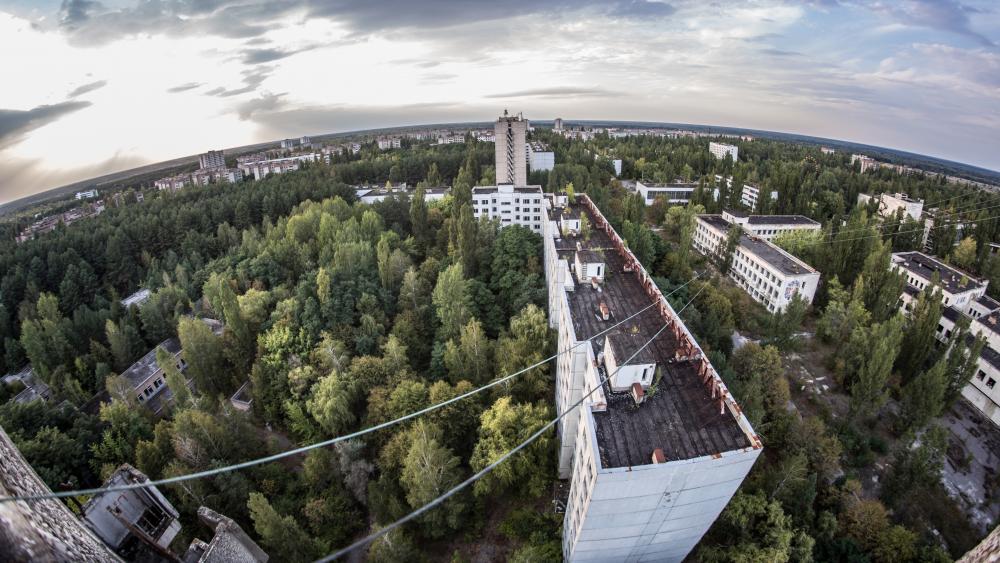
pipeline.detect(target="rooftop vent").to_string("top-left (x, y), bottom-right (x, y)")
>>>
top-left (651, 448), bottom-right (665, 464)
top-left (599, 302), bottom-right (610, 321)
top-left (591, 276), bottom-right (601, 291)
top-left (576, 241), bottom-right (583, 251)
top-left (632, 382), bottom-right (645, 406)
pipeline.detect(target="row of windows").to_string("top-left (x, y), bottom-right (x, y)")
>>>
top-left (976, 369), bottom-right (996, 390)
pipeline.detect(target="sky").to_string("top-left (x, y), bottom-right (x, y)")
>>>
top-left (0, 0), bottom-right (998, 205)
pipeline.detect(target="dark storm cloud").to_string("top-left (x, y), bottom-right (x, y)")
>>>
top-left (167, 82), bottom-right (204, 93)
top-left (485, 86), bottom-right (618, 99)
top-left (0, 101), bottom-right (92, 148)
top-left (235, 93), bottom-right (287, 120)
top-left (67, 79), bottom-right (108, 97)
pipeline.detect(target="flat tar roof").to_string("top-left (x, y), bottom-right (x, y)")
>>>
top-left (738, 234), bottom-right (817, 277)
top-left (557, 205), bottom-right (752, 467)
top-left (892, 252), bottom-right (984, 294)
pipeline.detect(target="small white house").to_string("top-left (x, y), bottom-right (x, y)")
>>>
top-left (574, 249), bottom-right (605, 284)
top-left (603, 332), bottom-right (657, 392)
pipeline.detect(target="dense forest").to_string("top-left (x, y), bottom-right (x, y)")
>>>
top-left (1, 131), bottom-right (998, 561)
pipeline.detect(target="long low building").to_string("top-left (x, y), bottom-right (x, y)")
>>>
top-left (545, 195), bottom-right (761, 562)
top-left (720, 210), bottom-right (820, 241)
top-left (694, 215), bottom-right (820, 312)
top-left (636, 181), bottom-right (700, 205)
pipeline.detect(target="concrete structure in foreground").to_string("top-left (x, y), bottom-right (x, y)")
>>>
top-left (495, 110), bottom-right (528, 186)
top-left (694, 214), bottom-right (820, 312)
top-left (544, 195), bottom-right (761, 562)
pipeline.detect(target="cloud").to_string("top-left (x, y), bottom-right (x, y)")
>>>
top-left (0, 151), bottom-right (147, 207)
top-left (67, 79), bottom-right (107, 97)
top-left (241, 46), bottom-right (317, 64)
top-left (59, 0), bottom-right (100, 28)
top-left (485, 86), bottom-right (619, 99)
top-left (612, 0), bottom-right (676, 18)
top-left (235, 92), bottom-right (287, 120)
top-left (760, 48), bottom-right (802, 57)
top-left (205, 66), bottom-right (272, 97)
top-left (167, 81), bottom-right (204, 93)
top-left (0, 101), bottom-right (91, 148)
top-left (860, 0), bottom-right (995, 47)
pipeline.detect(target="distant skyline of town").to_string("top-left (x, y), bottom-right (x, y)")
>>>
top-left (1, 0), bottom-right (998, 203)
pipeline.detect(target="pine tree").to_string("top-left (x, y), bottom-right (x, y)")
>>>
top-left (247, 492), bottom-right (318, 562)
top-left (849, 315), bottom-right (905, 419)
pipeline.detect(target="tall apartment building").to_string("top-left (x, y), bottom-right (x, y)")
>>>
top-left (858, 192), bottom-right (924, 221)
top-left (495, 110), bottom-right (528, 185)
top-left (471, 185), bottom-right (544, 233)
top-left (709, 142), bottom-right (738, 161)
top-left (76, 189), bottom-right (98, 200)
top-left (851, 153), bottom-right (879, 173)
top-left (720, 210), bottom-right (820, 241)
top-left (527, 141), bottom-right (555, 171)
top-left (554, 117), bottom-right (564, 132)
top-left (198, 150), bottom-right (226, 170)
top-left (544, 195), bottom-right (761, 562)
top-left (694, 214), bottom-right (820, 312)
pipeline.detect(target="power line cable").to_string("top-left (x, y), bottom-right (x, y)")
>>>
top-left (316, 283), bottom-right (708, 562)
top-left (0, 272), bottom-right (703, 504)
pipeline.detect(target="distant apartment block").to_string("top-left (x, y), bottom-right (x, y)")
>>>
top-left (543, 195), bottom-right (761, 562)
top-left (472, 185), bottom-right (544, 233)
top-left (377, 136), bottom-right (402, 150)
top-left (75, 189), bottom-right (98, 200)
top-left (709, 141), bottom-right (738, 161)
top-left (612, 159), bottom-right (622, 176)
top-left (154, 175), bottom-right (192, 192)
top-left (356, 185), bottom-right (449, 205)
top-left (821, 146), bottom-right (835, 155)
top-left (851, 153), bottom-right (879, 173)
top-left (922, 208), bottom-right (966, 252)
top-left (198, 150), bottom-right (226, 170)
top-left (526, 141), bottom-right (555, 171)
top-left (858, 192), bottom-right (924, 220)
top-left (192, 167), bottom-right (243, 186)
top-left (739, 183), bottom-right (777, 210)
top-left (495, 110), bottom-right (528, 185)
top-left (694, 214), bottom-right (820, 312)
top-left (720, 209), bottom-right (820, 241)
top-left (239, 154), bottom-right (317, 180)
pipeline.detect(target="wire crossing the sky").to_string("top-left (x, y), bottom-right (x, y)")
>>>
top-left (316, 284), bottom-right (708, 562)
top-left (0, 273), bottom-right (703, 504)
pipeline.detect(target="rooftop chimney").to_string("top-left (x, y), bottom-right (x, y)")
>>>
top-left (599, 302), bottom-right (610, 321)
top-left (591, 276), bottom-right (601, 291)
top-left (651, 448), bottom-right (665, 464)
top-left (632, 382), bottom-right (645, 406)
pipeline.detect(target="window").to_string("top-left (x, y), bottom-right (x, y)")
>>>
top-left (988, 378), bottom-right (996, 389)
top-left (977, 370), bottom-right (986, 381)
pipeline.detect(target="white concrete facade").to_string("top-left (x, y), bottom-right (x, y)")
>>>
top-left (739, 184), bottom-right (777, 210)
top-left (709, 142), bottom-right (738, 161)
top-left (472, 185), bottom-right (544, 233)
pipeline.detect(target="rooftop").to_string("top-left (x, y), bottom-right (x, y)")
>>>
top-left (978, 294), bottom-right (1000, 311)
top-left (723, 210), bottom-right (819, 226)
top-left (121, 338), bottom-right (181, 388)
top-left (576, 249), bottom-right (604, 264)
top-left (556, 203), bottom-right (753, 468)
top-left (528, 141), bottom-right (551, 152)
top-left (607, 331), bottom-right (658, 365)
top-left (738, 234), bottom-right (818, 277)
top-left (472, 185), bottom-right (544, 194)
top-left (637, 181), bottom-right (698, 190)
top-left (121, 288), bottom-right (151, 308)
top-left (892, 252), bottom-right (984, 294)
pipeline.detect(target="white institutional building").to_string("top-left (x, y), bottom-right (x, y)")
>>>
top-left (527, 141), bottom-right (555, 171)
top-left (544, 195), bottom-right (761, 562)
top-left (693, 213), bottom-right (820, 312)
top-left (891, 252), bottom-right (1000, 427)
top-left (858, 192), bottom-right (924, 221)
top-left (709, 142), bottom-right (738, 161)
